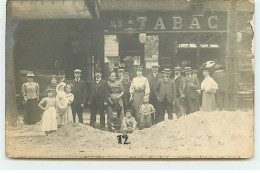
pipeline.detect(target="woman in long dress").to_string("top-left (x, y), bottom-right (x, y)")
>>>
top-left (22, 72), bottom-right (40, 124)
top-left (129, 66), bottom-right (150, 128)
top-left (107, 71), bottom-right (125, 123)
top-left (201, 68), bottom-right (218, 112)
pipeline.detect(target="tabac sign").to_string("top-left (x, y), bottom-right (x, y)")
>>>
top-left (102, 12), bottom-right (227, 32)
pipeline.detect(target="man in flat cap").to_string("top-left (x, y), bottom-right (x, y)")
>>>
top-left (179, 67), bottom-right (200, 115)
top-left (88, 68), bottom-right (108, 130)
top-left (70, 69), bottom-right (87, 123)
top-left (146, 64), bottom-right (163, 125)
top-left (155, 68), bottom-right (177, 123)
top-left (173, 67), bottom-right (185, 118)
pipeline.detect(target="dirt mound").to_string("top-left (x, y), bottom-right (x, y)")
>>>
top-left (37, 111), bottom-right (253, 150)
top-left (11, 110), bottom-right (252, 158)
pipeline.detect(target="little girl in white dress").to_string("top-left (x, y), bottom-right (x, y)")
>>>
top-left (38, 88), bottom-right (57, 136)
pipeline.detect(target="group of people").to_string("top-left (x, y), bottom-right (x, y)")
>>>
top-left (21, 62), bottom-right (220, 135)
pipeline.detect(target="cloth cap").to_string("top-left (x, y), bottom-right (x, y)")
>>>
top-left (26, 72), bottom-right (35, 77)
top-left (74, 69), bottom-right (82, 73)
top-left (46, 88), bottom-right (55, 92)
top-left (183, 67), bottom-right (192, 72)
top-left (163, 68), bottom-right (172, 74)
top-left (136, 66), bottom-right (143, 71)
top-left (174, 67), bottom-right (182, 72)
top-left (151, 64), bottom-right (160, 68)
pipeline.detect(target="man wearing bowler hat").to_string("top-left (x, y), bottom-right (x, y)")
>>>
top-left (70, 69), bottom-right (87, 123)
top-left (155, 68), bottom-right (177, 123)
top-left (179, 67), bottom-right (200, 115)
top-left (173, 67), bottom-right (185, 117)
top-left (88, 68), bottom-right (108, 130)
top-left (146, 64), bottom-right (164, 125)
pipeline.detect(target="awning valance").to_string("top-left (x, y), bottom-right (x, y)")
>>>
top-left (11, 0), bottom-right (100, 19)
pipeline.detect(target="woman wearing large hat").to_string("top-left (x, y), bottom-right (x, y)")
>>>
top-left (129, 66), bottom-right (150, 128)
top-left (200, 63), bottom-right (219, 112)
top-left (22, 72), bottom-right (41, 124)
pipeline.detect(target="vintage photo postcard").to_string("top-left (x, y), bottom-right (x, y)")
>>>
top-left (5, 0), bottom-right (254, 158)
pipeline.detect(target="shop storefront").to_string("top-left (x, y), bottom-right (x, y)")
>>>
top-left (101, 11), bottom-right (228, 76)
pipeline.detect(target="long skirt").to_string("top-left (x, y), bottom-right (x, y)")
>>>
top-left (58, 106), bottom-right (73, 126)
top-left (107, 93), bottom-right (124, 124)
top-left (132, 91), bottom-right (145, 128)
top-left (41, 107), bottom-right (57, 132)
top-left (23, 98), bottom-right (40, 124)
top-left (201, 92), bottom-right (216, 112)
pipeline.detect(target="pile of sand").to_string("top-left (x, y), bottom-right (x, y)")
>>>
top-left (6, 110), bottom-right (254, 158)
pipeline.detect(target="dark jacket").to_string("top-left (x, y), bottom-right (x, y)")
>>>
top-left (155, 78), bottom-right (177, 103)
top-left (212, 70), bottom-right (228, 93)
top-left (147, 72), bottom-right (164, 96)
top-left (70, 79), bottom-right (87, 105)
top-left (108, 117), bottom-right (121, 131)
top-left (179, 77), bottom-right (200, 100)
top-left (89, 78), bottom-right (108, 104)
top-left (174, 75), bottom-right (184, 98)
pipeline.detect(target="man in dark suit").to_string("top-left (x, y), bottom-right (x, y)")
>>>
top-left (146, 64), bottom-right (164, 125)
top-left (173, 67), bottom-right (185, 118)
top-left (212, 65), bottom-right (228, 111)
top-left (70, 69), bottom-right (87, 123)
top-left (155, 68), bottom-right (177, 123)
top-left (58, 70), bottom-right (69, 84)
top-left (88, 68), bottom-right (108, 130)
top-left (179, 67), bottom-right (200, 115)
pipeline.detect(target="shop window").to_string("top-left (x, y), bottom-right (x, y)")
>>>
top-left (104, 35), bottom-right (119, 72)
top-left (144, 35), bottom-right (159, 68)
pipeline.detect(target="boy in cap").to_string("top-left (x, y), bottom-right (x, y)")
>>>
top-left (88, 68), bottom-right (108, 130)
top-left (146, 64), bottom-right (163, 125)
top-left (139, 95), bottom-right (155, 129)
top-left (121, 110), bottom-right (137, 133)
top-left (70, 69), bottom-right (87, 123)
top-left (155, 68), bottom-right (177, 123)
top-left (107, 102), bottom-right (122, 132)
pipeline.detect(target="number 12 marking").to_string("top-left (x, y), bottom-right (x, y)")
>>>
top-left (117, 134), bottom-right (130, 144)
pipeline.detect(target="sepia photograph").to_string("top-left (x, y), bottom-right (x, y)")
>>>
top-left (5, 0), bottom-right (254, 158)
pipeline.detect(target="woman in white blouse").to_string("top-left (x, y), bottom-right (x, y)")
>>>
top-left (129, 66), bottom-right (150, 128)
top-left (201, 67), bottom-right (218, 112)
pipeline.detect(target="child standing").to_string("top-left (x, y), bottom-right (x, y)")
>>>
top-left (139, 95), bottom-right (155, 129)
top-left (121, 110), bottom-right (137, 133)
top-left (38, 88), bottom-right (57, 136)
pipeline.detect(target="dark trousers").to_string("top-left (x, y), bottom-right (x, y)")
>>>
top-left (90, 100), bottom-right (105, 128)
top-left (157, 97), bottom-right (173, 123)
top-left (185, 96), bottom-right (198, 115)
top-left (215, 91), bottom-right (225, 111)
top-left (71, 102), bottom-right (83, 123)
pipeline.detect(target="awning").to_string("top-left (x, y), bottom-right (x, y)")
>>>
top-left (11, 0), bottom-right (100, 19)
